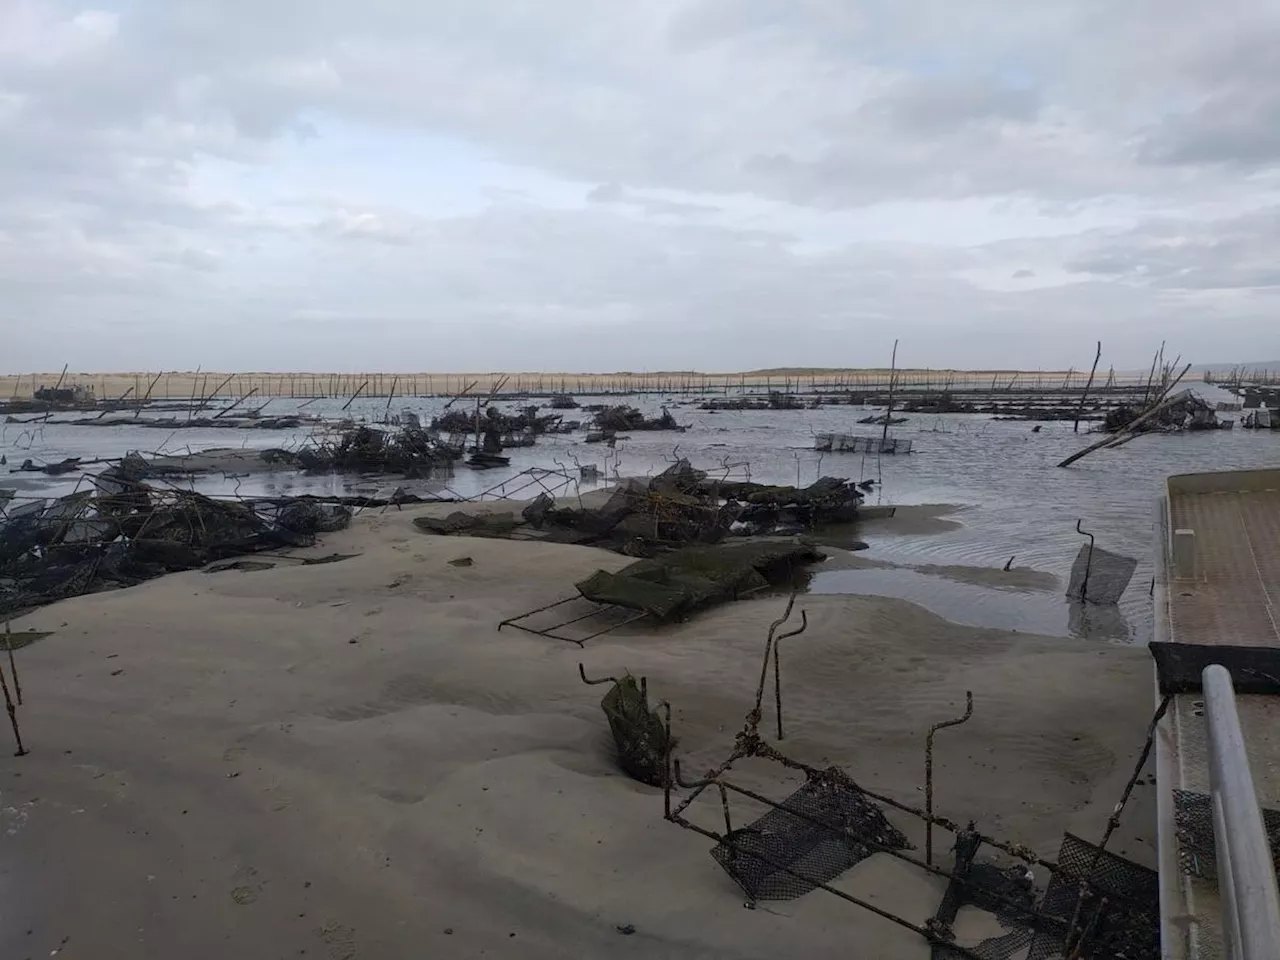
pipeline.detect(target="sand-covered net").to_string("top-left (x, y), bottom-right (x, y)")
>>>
top-left (575, 541), bottom-right (824, 621)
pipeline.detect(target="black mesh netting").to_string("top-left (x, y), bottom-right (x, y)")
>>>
top-left (1174, 788), bottom-right (1280, 882)
top-left (1151, 642), bottom-right (1280, 695)
top-left (708, 779), bottom-right (910, 901)
top-left (600, 675), bottom-right (670, 786)
top-left (1024, 833), bottom-right (1159, 960)
top-left (933, 834), bottom-right (1158, 960)
top-left (930, 850), bottom-right (1038, 960)
top-left (576, 541), bottom-right (824, 621)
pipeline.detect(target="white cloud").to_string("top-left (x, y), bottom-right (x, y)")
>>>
top-left (1, 0), bottom-right (1278, 370)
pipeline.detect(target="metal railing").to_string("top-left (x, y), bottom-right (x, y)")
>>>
top-left (1202, 664), bottom-right (1280, 959)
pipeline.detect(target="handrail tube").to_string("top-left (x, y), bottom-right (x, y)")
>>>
top-left (1202, 664), bottom-right (1280, 959)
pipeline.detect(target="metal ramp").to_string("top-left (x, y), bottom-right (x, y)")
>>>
top-left (1154, 468), bottom-right (1280, 958)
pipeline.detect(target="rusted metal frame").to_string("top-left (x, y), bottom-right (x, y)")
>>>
top-left (671, 761), bottom-right (734, 837)
top-left (772, 610), bottom-right (807, 740)
top-left (573, 611), bottom-right (648, 644)
top-left (709, 726), bottom-right (1063, 875)
top-left (672, 759), bottom-right (1043, 925)
top-left (666, 806), bottom-right (986, 958)
top-left (578, 663), bottom-right (648, 706)
top-left (926, 691), bottom-right (975, 865)
top-left (498, 596), bottom-right (576, 631)
top-left (1062, 693), bottom-right (1172, 956)
top-left (0, 663), bottom-right (25, 756)
top-left (500, 618), bottom-right (586, 646)
top-left (500, 598), bottom-right (648, 646)
top-left (3, 620), bottom-right (21, 705)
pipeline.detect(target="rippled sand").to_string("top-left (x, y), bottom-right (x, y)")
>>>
top-left (2, 503), bottom-right (1157, 959)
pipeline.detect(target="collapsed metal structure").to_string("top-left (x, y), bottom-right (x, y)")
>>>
top-left (639, 597), bottom-right (1160, 959)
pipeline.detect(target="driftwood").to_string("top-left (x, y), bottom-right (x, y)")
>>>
top-left (1057, 383), bottom-right (1192, 468)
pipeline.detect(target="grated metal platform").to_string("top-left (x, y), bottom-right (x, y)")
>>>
top-left (1155, 469), bottom-right (1280, 959)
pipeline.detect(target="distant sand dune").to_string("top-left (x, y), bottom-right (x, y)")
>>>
top-left (1, 366), bottom-right (1156, 400)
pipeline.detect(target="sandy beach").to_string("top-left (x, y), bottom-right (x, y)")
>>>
top-left (0, 503), bottom-right (1155, 959)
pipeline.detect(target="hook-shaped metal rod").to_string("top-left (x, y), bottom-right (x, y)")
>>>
top-left (673, 758), bottom-right (718, 790)
top-left (753, 594), bottom-right (797, 722)
top-left (4, 620), bottom-right (21, 706)
top-left (1076, 519), bottom-right (1095, 602)
top-left (578, 663), bottom-right (620, 686)
top-left (773, 609), bottom-right (808, 739)
top-left (672, 759), bottom-right (733, 835)
top-left (925, 691), bottom-right (974, 865)
top-left (0, 664), bottom-right (25, 756)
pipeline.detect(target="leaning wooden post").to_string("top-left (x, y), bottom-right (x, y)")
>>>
top-left (1073, 341), bottom-right (1103, 433)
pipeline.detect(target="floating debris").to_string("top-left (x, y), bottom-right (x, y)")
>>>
top-left (814, 433), bottom-right (913, 454)
top-left (294, 424), bottom-right (459, 476)
top-left (592, 405), bottom-right (685, 432)
top-left (700, 392), bottom-right (803, 411)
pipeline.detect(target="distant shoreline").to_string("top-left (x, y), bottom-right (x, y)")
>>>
top-left (1, 366), bottom-right (1176, 401)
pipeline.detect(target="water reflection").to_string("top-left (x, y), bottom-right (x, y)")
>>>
top-left (4, 387), bottom-right (1277, 646)
top-left (810, 565), bottom-right (1136, 642)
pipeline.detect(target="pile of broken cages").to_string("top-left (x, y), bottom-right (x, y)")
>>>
top-left (582, 596), bottom-right (1159, 960)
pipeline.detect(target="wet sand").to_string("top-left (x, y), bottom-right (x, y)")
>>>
top-left (0, 504), bottom-right (1155, 959)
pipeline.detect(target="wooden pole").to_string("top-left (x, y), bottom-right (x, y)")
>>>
top-left (212, 386), bottom-right (259, 420)
top-left (1073, 341), bottom-right (1102, 433)
top-left (384, 377), bottom-right (399, 422)
top-left (1058, 375), bottom-right (1192, 468)
top-left (882, 339), bottom-right (899, 444)
top-left (342, 379), bottom-right (370, 412)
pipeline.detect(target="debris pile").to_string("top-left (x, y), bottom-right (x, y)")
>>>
top-left (293, 424), bottom-right (460, 476)
top-left (1, 466), bottom-right (350, 615)
top-left (415, 459), bottom-right (863, 558)
top-left (591, 405), bottom-right (685, 432)
top-left (1102, 392), bottom-right (1223, 433)
top-left (706, 477), bottom-right (865, 533)
top-left (432, 405), bottom-right (562, 437)
top-left (575, 541), bottom-right (824, 620)
top-left (700, 392), bottom-right (803, 411)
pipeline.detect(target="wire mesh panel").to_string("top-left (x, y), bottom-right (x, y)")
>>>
top-left (708, 779), bottom-right (910, 901)
top-left (600, 675), bottom-right (670, 786)
top-left (1026, 833), bottom-right (1159, 960)
top-left (1174, 788), bottom-right (1280, 882)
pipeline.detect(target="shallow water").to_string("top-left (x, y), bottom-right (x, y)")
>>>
top-left (5, 387), bottom-right (1278, 642)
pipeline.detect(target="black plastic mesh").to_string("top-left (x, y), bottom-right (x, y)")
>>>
top-left (931, 858), bottom-right (1037, 960)
top-left (1025, 833), bottom-right (1159, 960)
top-left (709, 779), bottom-right (910, 901)
top-left (1151, 642), bottom-right (1280, 695)
top-left (1174, 788), bottom-right (1280, 881)
top-left (600, 675), bottom-right (669, 786)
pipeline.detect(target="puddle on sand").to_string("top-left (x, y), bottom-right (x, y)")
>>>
top-left (808, 564), bottom-right (1139, 642)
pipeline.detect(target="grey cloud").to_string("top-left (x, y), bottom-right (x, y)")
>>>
top-left (1137, 18), bottom-right (1280, 168)
top-left (865, 76), bottom-right (1041, 134)
top-left (153, 247), bottom-right (222, 271)
top-left (586, 182), bottom-right (719, 216)
top-left (2, 0), bottom-right (1280, 370)
top-left (1061, 207), bottom-right (1280, 291)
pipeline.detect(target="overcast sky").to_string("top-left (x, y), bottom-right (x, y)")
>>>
top-left (1, 0), bottom-right (1278, 373)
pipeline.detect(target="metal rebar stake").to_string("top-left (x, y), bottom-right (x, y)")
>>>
top-left (926, 691), bottom-right (974, 866)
